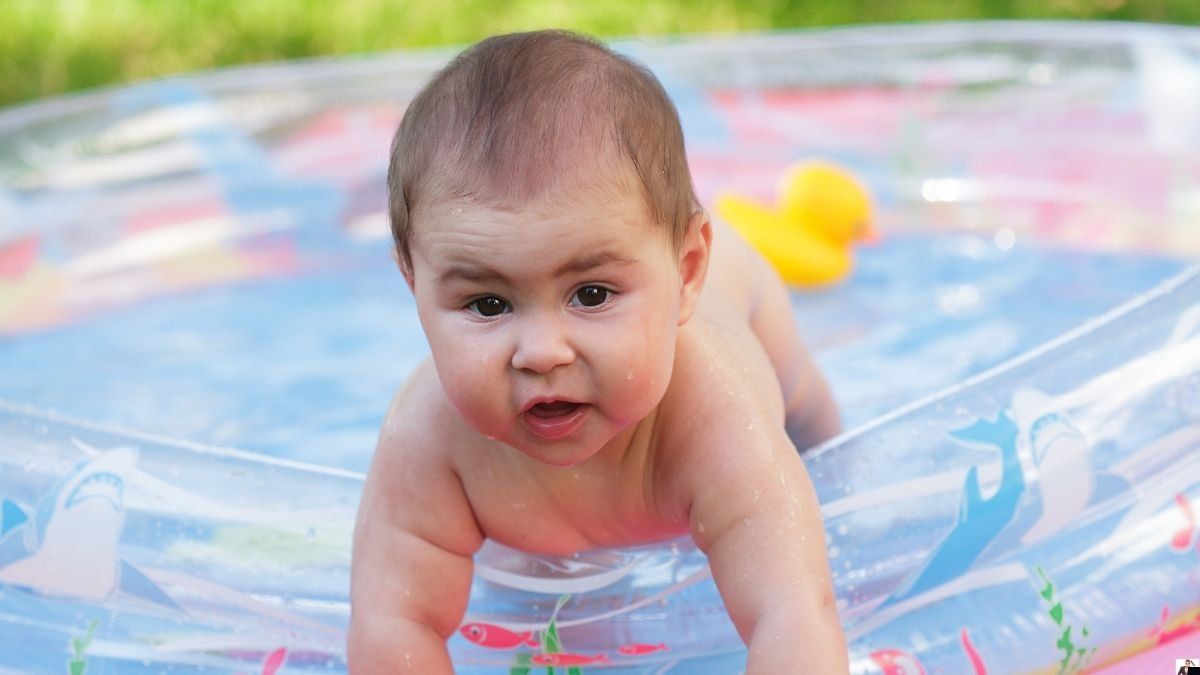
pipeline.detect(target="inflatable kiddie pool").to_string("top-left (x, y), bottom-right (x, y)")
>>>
top-left (1, 21), bottom-right (1199, 674)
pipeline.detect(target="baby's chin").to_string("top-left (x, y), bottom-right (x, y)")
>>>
top-left (452, 416), bottom-right (598, 466)
top-left (505, 438), bottom-right (605, 468)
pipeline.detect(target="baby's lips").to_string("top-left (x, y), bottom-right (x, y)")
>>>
top-left (526, 400), bottom-right (583, 418)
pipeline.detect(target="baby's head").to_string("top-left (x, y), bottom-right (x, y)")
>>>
top-left (387, 31), bottom-right (710, 466)
top-left (387, 29), bottom-right (699, 273)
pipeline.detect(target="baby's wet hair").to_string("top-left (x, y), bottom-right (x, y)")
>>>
top-left (388, 29), bottom-right (700, 270)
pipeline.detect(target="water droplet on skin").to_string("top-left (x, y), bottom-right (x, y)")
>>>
top-left (697, 522), bottom-right (706, 534)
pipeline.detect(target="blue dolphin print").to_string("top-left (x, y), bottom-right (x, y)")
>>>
top-left (888, 412), bottom-right (1026, 604)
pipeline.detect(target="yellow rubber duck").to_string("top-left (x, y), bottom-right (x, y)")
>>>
top-left (716, 160), bottom-right (876, 287)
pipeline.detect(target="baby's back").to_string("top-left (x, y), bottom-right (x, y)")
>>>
top-left (698, 218), bottom-right (768, 329)
top-left (699, 217), bottom-right (841, 447)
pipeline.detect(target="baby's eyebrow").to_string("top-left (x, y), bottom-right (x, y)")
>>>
top-left (437, 264), bottom-right (506, 284)
top-left (436, 252), bottom-right (633, 283)
top-left (437, 251), bottom-right (635, 285)
top-left (553, 250), bottom-right (636, 276)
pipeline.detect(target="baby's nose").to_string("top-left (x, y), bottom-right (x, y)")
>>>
top-left (510, 315), bottom-right (575, 374)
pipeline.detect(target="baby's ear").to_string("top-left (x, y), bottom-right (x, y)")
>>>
top-left (677, 210), bottom-right (712, 326)
top-left (392, 247), bottom-right (416, 291)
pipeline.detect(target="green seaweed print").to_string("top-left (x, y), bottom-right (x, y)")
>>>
top-left (66, 619), bottom-right (100, 675)
top-left (1035, 566), bottom-right (1096, 674)
top-left (511, 594), bottom-right (587, 675)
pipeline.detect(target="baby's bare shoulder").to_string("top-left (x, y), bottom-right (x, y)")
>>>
top-left (370, 360), bottom-right (495, 518)
top-left (377, 359), bottom-right (488, 465)
top-left (651, 321), bottom-right (791, 503)
top-left (665, 319), bottom-right (785, 428)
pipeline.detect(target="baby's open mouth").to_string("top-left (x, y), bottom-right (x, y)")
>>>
top-left (527, 401), bottom-right (582, 418)
top-left (521, 400), bottom-right (589, 440)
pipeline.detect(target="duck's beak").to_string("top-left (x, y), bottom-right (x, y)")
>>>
top-left (856, 220), bottom-right (883, 245)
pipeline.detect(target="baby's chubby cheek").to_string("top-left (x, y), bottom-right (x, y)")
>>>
top-left (626, 312), bottom-right (678, 386)
top-left (433, 349), bottom-right (511, 435)
top-left (605, 347), bottom-right (674, 423)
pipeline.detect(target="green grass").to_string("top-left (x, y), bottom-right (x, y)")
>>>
top-left (3, 0), bottom-right (1198, 109)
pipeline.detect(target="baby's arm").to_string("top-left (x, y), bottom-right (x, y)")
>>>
top-left (348, 366), bottom-right (484, 673)
top-left (681, 399), bottom-right (846, 671)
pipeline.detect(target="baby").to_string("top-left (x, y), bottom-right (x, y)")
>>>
top-left (349, 30), bottom-right (846, 673)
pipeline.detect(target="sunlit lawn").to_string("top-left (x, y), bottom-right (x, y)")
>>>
top-left (2, 0), bottom-right (1197, 108)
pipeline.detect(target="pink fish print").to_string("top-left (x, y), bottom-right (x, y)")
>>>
top-left (459, 622), bottom-right (539, 649)
top-left (871, 649), bottom-right (927, 675)
top-left (617, 643), bottom-right (669, 656)
top-left (530, 652), bottom-right (611, 666)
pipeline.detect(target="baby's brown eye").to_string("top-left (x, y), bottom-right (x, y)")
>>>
top-left (572, 286), bottom-right (610, 308)
top-left (469, 296), bottom-right (509, 317)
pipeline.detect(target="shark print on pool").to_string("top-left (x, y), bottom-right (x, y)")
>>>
top-left (0, 447), bottom-right (177, 608)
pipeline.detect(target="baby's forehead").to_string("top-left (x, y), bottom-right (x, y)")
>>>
top-left (418, 162), bottom-right (658, 232)
top-left (422, 198), bottom-right (656, 242)
top-left (412, 189), bottom-right (669, 267)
